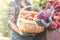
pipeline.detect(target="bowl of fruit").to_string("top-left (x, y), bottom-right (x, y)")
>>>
top-left (17, 6), bottom-right (44, 35)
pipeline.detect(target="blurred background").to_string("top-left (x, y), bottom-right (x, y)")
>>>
top-left (0, 0), bottom-right (46, 40)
